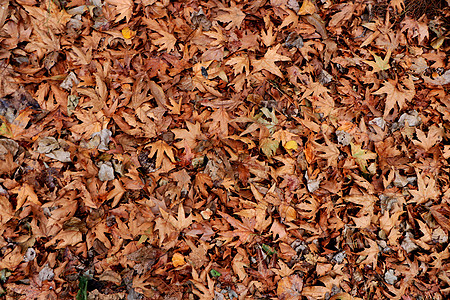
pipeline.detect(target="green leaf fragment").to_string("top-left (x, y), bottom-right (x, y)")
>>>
top-left (76, 276), bottom-right (89, 300)
top-left (210, 269), bottom-right (221, 277)
top-left (262, 244), bottom-right (276, 255)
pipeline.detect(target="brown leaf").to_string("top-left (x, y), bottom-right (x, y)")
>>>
top-left (105, 0), bottom-right (133, 23)
top-left (149, 81), bottom-right (168, 108)
top-left (216, 5), bottom-right (246, 30)
top-left (252, 44), bottom-right (291, 78)
top-left (277, 274), bottom-right (303, 299)
top-left (373, 76), bottom-right (415, 118)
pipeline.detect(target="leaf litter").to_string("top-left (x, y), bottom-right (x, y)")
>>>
top-left (0, 0), bottom-right (449, 299)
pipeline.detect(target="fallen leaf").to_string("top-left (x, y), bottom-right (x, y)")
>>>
top-left (252, 44), bottom-right (291, 78)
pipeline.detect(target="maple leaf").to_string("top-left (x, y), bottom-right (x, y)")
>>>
top-left (412, 125), bottom-right (443, 151)
top-left (356, 239), bottom-right (379, 269)
top-left (280, 9), bottom-right (298, 29)
top-left (309, 94), bottom-right (335, 117)
top-left (146, 140), bottom-right (176, 168)
top-left (409, 170), bottom-right (439, 204)
top-left (252, 44), bottom-right (291, 78)
top-left (152, 30), bottom-right (177, 53)
top-left (106, 0), bottom-right (133, 23)
top-left (0, 151), bottom-right (17, 175)
top-left (298, 0), bottom-right (316, 15)
top-left (260, 137), bottom-right (279, 158)
top-left (154, 217), bottom-right (178, 248)
top-left (401, 16), bottom-right (429, 44)
top-left (218, 211), bottom-right (255, 246)
top-left (208, 106), bottom-right (231, 137)
top-left (132, 274), bottom-right (163, 298)
top-left (390, 0), bottom-right (405, 13)
top-left (160, 205), bottom-right (193, 232)
top-left (329, 3), bottom-right (355, 27)
top-left (159, 96), bottom-right (178, 115)
top-left (23, 1), bottom-right (71, 34)
top-left (186, 238), bottom-right (209, 269)
top-left (204, 26), bottom-right (226, 46)
top-left (373, 75), bottom-right (415, 118)
top-left (172, 121), bottom-right (205, 150)
top-left (363, 49), bottom-right (391, 73)
top-left (261, 19), bottom-right (276, 46)
top-left (277, 274), bottom-right (304, 299)
top-left (216, 5), bottom-right (246, 30)
top-left (0, 195), bottom-right (15, 225)
top-left (192, 61), bottom-right (222, 97)
top-left (191, 269), bottom-right (215, 299)
top-left (70, 46), bottom-right (92, 65)
top-left (351, 143), bottom-right (377, 173)
top-left (11, 183), bottom-right (41, 210)
top-left (45, 230), bottom-right (83, 249)
top-left (302, 81), bottom-right (329, 99)
top-left (313, 135), bottom-right (340, 168)
top-left (195, 172), bottom-right (213, 197)
top-left (226, 55), bottom-right (250, 76)
top-left (232, 248), bottom-right (249, 281)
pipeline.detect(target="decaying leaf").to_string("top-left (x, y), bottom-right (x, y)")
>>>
top-left (2, 0), bottom-right (449, 299)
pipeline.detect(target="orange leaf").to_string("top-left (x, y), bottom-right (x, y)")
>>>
top-left (172, 253), bottom-right (186, 267)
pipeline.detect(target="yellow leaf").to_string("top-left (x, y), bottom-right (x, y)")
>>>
top-left (121, 27), bottom-right (136, 39)
top-left (172, 253), bottom-right (186, 267)
top-left (284, 140), bottom-right (298, 151)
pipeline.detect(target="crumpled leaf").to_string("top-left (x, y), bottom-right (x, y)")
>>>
top-left (37, 137), bottom-right (71, 162)
top-left (98, 161), bottom-right (115, 181)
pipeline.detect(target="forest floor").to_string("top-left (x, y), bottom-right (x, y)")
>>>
top-left (0, 0), bottom-right (450, 299)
